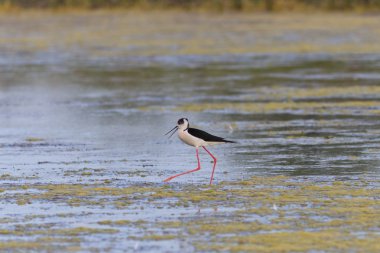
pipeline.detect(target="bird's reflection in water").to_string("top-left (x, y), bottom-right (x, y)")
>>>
top-left (196, 207), bottom-right (219, 214)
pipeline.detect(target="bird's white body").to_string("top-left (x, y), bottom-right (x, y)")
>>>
top-left (178, 130), bottom-right (206, 147)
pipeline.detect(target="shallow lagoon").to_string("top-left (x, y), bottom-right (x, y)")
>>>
top-left (0, 12), bottom-right (380, 252)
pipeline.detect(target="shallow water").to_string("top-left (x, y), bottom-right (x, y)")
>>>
top-left (1, 54), bottom-right (380, 183)
top-left (1, 12), bottom-right (380, 252)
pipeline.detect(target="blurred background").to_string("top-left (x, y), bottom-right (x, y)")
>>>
top-left (2, 0), bottom-right (380, 11)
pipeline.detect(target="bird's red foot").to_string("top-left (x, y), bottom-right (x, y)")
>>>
top-left (163, 177), bottom-right (173, 183)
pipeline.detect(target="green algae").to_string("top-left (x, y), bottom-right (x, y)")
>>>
top-left (0, 237), bottom-right (81, 251)
top-left (0, 241), bottom-right (49, 251)
top-left (25, 137), bottom-right (45, 142)
top-left (52, 227), bottom-right (119, 236)
top-left (141, 234), bottom-right (177, 240)
top-left (98, 220), bottom-right (132, 226)
top-left (175, 100), bottom-right (380, 114)
top-left (80, 172), bottom-right (92, 176)
top-left (2, 175), bottom-right (379, 252)
top-left (196, 230), bottom-right (380, 252)
top-left (0, 225), bottom-right (118, 238)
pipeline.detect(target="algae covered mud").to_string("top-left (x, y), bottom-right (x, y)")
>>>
top-left (1, 12), bottom-right (380, 252)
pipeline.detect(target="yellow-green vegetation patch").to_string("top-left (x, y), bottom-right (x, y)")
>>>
top-left (157, 221), bottom-right (183, 228)
top-left (195, 230), bottom-right (380, 252)
top-left (3, 175), bottom-right (379, 252)
top-left (142, 234), bottom-right (177, 240)
top-left (174, 101), bottom-right (380, 114)
top-left (64, 167), bottom-right (107, 177)
top-left (16, 198), bottom-right (31, 205)
top-left (52, 227), bottom-right (119, 236)
top-left (0, 237), bottom-right (81, 251)
top-left (286, 86), bottom-right (380, 100)
top-left (81, 171), bottom-right (92, 176)
top-left (0, 174), bottom-right (21, 180)
top-left (0, 241), bottom-right (48, 251)
top-left (0, 236), bottom-right (81, 252)
top-left (98, 220), bottom-right (132, 226)
top-left (116, 169), bottom-right (149, 177)
top-left (25, 137), bottom-right (45, 142)
top-left (1, 174), bottom-right (12, 179)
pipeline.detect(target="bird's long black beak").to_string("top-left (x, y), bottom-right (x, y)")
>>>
top-left (165, 126), bottom-right (178, 138)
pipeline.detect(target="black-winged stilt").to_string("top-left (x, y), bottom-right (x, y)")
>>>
top-left (164, 118), bottom-right (235, 185)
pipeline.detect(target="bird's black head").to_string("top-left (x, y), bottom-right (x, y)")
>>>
top-left (177, 118), bottom-right (189, 130)
top-left (177, 118), bottom-right (188, 125)
top-left (164, 118), bottom-right (189, 138)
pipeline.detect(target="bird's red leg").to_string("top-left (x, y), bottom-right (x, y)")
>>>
top-left (202, 146), bottom-right (217, 185)
top-left (164, 148), bottom-right (201, 183)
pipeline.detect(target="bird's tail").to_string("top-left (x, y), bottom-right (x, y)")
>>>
top-left (223, 139), bottom-right (237, 143)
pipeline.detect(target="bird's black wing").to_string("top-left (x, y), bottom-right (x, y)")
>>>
top-left (188, 128), bottom-right (235, 143)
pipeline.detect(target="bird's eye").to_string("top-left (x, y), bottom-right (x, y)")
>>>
top-left (177, 118), bottom-right (184, 125)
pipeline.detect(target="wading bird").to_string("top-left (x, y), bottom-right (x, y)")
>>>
top-left (164, 118), bottom-right (235, 185)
